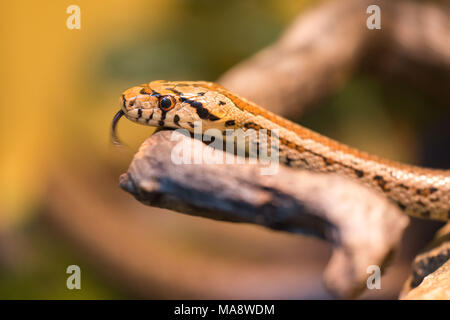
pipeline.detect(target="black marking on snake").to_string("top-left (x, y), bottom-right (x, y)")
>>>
top-left (137, 108), bottom-right (142, 119)
top-left (173, 114), bottom-right (180, 127)
top-left (199, 107), bottom-right (220, 120)
top-left (180, 97), bottom-right (198, 106)
top-left (151, 90), bottom-right (161, 97)
top-left (158, 109), bottom-right (168, 127)
top-left (416, 189), bottom-right (426, 196)
top-left (398, 184), bottom-right (409, 190)
top-left (122, 95), bottom-right (127, 108)
top-left (188, 122), bottom-right (195, 128)
top-left (225, 120), bottom-right (235, 127)
top-left (300, 158), bottom-right (310, 166)
top-left (139, 88), bottom-right (148, 95)
top-left (354, 169), bottom-right (364, 178)
top-left (396, 201), bottom-right (406, 211)
top-left (245, 122), bottom-right (275, 142)
top-left (244, 122), bottom-right (262, 130)
top-left (218, 101), bottom-right (226, 105)
top-left (416, 187), bottom-right (439, 196)
top-left (285, 157), bottom-right (294, 167)
top-left (180, 97), bottom-right (220, 121)
top-left (146, 112), bottom-right (153, 123)
top-left (322, 156), bottom-right (335, 166)
top-left (416, 200), bottom-right (426, 207)
top-left (197, 92), bottom-right (205, 96)
top-left (373, 175), bottom-right (390, 192)
top-left (169, 88), bottom-right (183, 96)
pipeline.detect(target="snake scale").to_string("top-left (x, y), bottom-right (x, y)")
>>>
top-left (112, 80), bottom-right (450, 221)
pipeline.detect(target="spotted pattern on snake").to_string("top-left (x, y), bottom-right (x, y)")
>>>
top-left (112, 80), bottom-right (450, 221)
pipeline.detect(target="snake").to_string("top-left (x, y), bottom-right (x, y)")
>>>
top-left (112, 80), bottom-right (450, 221)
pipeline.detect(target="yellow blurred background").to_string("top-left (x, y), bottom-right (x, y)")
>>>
top-left (0, 0), bottom-right (447, 299)
top-left (0, 0), bottom-right (315, 227)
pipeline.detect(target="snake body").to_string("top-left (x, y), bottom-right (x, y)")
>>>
top-left (113, 80), bottom-right (450, 221)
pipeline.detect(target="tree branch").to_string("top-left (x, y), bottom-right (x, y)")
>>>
top-left (120, 130), bottom-right (409, 298)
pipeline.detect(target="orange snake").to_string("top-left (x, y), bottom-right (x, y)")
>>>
top-left (112, 80), bottom-right (450, 221)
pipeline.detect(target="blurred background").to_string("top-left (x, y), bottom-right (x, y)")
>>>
top-left (0, 0), bottom-right (448, 299)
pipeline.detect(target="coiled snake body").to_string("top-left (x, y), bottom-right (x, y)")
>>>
top-left (112, 80), bottom-right (450, 221)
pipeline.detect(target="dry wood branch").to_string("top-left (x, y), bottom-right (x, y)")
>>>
top-left (402, 259), bottom-right (450, 300)
top-left (120, 130), bottom-right (409, 298)
top-left (400, 223), bottom-right (450, 299)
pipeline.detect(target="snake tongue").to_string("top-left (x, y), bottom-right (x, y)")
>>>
top-left (111, 109), bottom-right (125, 146)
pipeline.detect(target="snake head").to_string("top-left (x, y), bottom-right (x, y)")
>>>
top-left (112, 81), bottom-right (241, 145)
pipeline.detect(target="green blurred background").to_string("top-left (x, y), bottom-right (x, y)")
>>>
top-left (0, 0), bottom-right (447, 299)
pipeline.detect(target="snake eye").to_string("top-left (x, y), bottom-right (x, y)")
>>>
top-left (159, 96), bottom-right (175, 111)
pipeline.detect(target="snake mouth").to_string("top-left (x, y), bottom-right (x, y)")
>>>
top-left (111, 109), bottom-right (125, 145)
